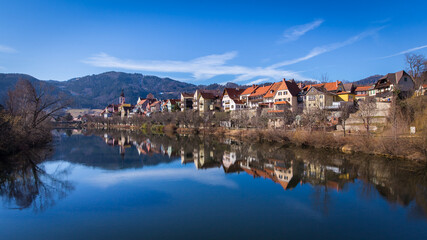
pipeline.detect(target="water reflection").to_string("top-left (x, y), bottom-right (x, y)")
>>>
top-left (2, 128), bottom-right (427, 221)
top-left (0, 149), bottom-right (74, 212)
top-left (78, 129), bottom-right (427, 219)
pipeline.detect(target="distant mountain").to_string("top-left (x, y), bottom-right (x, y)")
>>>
top-left (0, 72), bottom-right (243, 109)
top-left (353, 75), bottom-right (382, 86)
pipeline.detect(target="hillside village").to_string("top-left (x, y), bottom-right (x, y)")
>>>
top-left (97, 70), bottom-right (426, 133)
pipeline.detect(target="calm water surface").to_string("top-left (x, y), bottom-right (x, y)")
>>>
top-left (1, 129), bottom-right (427, 240)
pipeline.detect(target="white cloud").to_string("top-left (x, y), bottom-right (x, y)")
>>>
top-left (270, 27), bottom-right (384, 69)
top-left (279, 19), bottom-right (324, 43)
top-left (0, 44), bottom-right (16, 53)
top-left (83, 27), bottom-right (383, 84)
top-left (85, 168), bottom-right (238, 189)
top-left (247, 78), bottom-right (270, 85)
top-left (379, 44), bottom-right (427, 59)
top-left (83, 52), bottom-right (313, 83)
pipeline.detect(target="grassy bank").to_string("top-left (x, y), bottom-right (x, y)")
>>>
top-left (175, 126), bottom-right (426, 162)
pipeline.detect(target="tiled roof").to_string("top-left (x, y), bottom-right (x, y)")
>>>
top-left (263, 82), bottom-right (282, 98)
top-left (343, 83), bottom-right (354, 92)
top-left (378, 70), bottom-right (412, 86)
top-left (311, 81), bottom-right (342, 92)
top-left (250, 84), bottom-right (272, 97)
top-left (233, 99), bottom-right (245, 104)
top-left (137, 99), bottom-right (148, 105)
top-left (241, 85), bottom-right (258, 95)
top-left (200, 92), bottom-right (216, 99)
top-left (273, 101), bottom-right (289, 105)
top-left (268, 110), bottom-right (285, 113)
top-left (355, 85), bottom-right (372, 92)
top-left (278, 79), bottom-right (301, 96)
top-left (422, 84), bottom-right (427, 88)
top-left (223, 88), bottom-right (245, 99)
top-left (181, 92), bottom-right (193, 97)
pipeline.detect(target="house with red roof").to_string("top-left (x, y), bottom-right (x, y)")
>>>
top-left (222, 88), bottom-right (246, 111)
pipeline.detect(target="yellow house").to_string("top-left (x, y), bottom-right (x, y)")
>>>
top-left (334, 92), bottom-right (355, 102)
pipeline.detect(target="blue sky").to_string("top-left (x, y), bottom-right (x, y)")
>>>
top-left (1, 0), bottom-right (427, 84)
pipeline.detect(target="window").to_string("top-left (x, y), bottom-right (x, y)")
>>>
top-left (278, 92), bottom-right (282, 96)
top-left (308, 96), bottom-right (315, 101)
top-left (404, 77), bottom-right (407, 82)
top-left (320, 95), bottom-right (323, 99)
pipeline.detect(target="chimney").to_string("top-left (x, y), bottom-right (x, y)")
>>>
top-left (282, 78), bottom-right (286, 82)
top-left (336, 80), bottom-right (338, 87)
top-left (252, 84), bottom-right (255, 88)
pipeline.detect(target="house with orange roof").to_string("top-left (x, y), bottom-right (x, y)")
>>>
top-left (354, 85), bottom-right (375, 100)
top-left (148, 100), bottom-right (162, 112)
top-left (239, 85), bottom-right (258, 104)
top-left (273, 79), bottom-right (301, 112)
top-left (263, 81), bottom-right (282, 108)
top-left (248, 84), bottom-right (273, 108)
top-left (222, 88), bottom-right (246, 111)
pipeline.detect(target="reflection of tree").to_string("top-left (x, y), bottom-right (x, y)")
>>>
top-left (0, 149), bottom-right (74, 212)
top-left (311, 186), bottom-right (331, 215)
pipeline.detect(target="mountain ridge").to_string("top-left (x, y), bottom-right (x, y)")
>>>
top-left (0, 71), bottom-right (384, 109)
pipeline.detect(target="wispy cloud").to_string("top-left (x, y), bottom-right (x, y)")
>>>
top-left (270, 26), bottom-right (384, 68)
top-left (247, 78), bottom-right (270, 85)
top-left (83, 27), bottom-right (383, 84)
top-left (83, 52), bottom-right (312, 83)
top-left (85, 168), bottom-right (238, 189)
top-left (0, 44), bottom-right (16, 53)
top-left (279, 19), bottom-right (324, 43)
top-left (379, 44), bottom-right (427, 59)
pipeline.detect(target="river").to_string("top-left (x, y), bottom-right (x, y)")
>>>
top-left (0, 129), bottom-right (426, 239)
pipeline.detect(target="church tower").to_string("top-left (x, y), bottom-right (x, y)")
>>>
top-left (119, 89), bottom-right (125, 105)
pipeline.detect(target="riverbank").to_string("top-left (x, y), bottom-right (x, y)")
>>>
top-left (175, 127), bottom-right (427, 162)
top-left (87, 121), bottom-right (426, 162)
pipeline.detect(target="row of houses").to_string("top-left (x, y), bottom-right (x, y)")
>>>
top-left (180, 70), bottom-right (419, 114)
top-left (100, 90), bottom-right (181, 118)
top-left (101, 70), bottom-right (422, 118)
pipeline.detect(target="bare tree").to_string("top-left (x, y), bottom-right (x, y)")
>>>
top-left (321, 73), bottom-right (329, 83)
top-left (357, 97), bottom-right (376, 135)
top-left (5, 79), bottom-right (72, 147)
top-left (405, 53), bottom-right (426, 87)
top-left (339, 103), bottom-right (353, 136)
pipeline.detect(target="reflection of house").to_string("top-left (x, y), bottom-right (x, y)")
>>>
top-left (240, 158), bottom-right (297, 191)
top-left (193, 144), bottom-right (221, 169)
top-left (222, 151), bottom-right (242, 173)
top-left (180, 147), bottom-right (194, 165)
